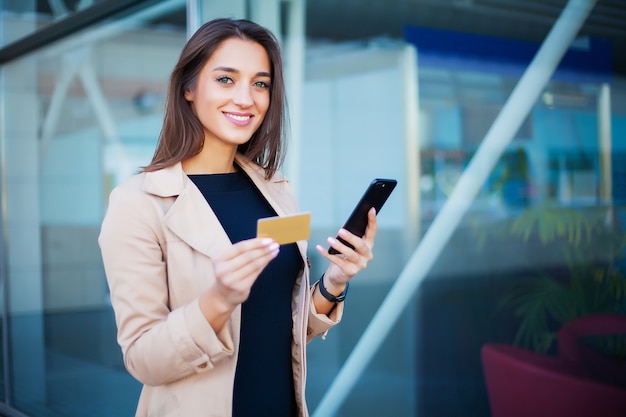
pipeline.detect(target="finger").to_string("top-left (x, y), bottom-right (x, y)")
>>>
top-left (325, 234), bottom-right (355, 258)
top-left (339, 209), bottom-right (376, 257)
top-left (316, 242), bottom-right (346, 265)
top-left (216, 237), bottom-right (276, 262)
top-left (220, 244), bottom-right (279, 279)
top-left (316, 239), bottom-right (364, 272)
top-left (213, 246), bottom-right (280, 306)
top-left (334, 229), bottom-right (369, 257)
top-left (214, 240), bottom-right (279, 285)
top-left (214, 238), bottom-right (279, 279)
top-left (362, 208), bottom-right (378, 247)
top-left (323, 232), bottom-right (370, 265)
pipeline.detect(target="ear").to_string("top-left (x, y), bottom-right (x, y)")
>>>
top-left (184, 89), bottom-right (194, 102)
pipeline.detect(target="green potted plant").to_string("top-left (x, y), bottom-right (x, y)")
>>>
top-left (499, 204), bottom-right (626, 353)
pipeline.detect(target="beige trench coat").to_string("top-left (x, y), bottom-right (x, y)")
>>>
top-left (99, 154), bottom-right (342, 417)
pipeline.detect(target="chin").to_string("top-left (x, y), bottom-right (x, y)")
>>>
top-left (232, 131), bottom-right (258, 144)
top-left (230, 136), bottom-right (253, 146)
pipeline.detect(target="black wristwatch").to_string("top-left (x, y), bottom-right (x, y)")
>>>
top-left (318, 275), bottom-right (349, 303)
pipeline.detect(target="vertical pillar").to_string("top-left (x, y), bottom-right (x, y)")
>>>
top-left (598, 83), bottom-right (612, 204)
top-left (401, 44), bottom-right (421, 254)
top-left (250, 0), bottom-right (281, 42)
top-left (400, 44), bottom-right (419, 416)
top-left (283, 0), bottom-right (305, 196)
top-left (198, 0), bottom-right (246, 22)
top-left (186, 0), bottom-right (201, 38)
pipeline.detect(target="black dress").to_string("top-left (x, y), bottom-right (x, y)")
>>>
top-left (189, 170), bottom-right (301, 417)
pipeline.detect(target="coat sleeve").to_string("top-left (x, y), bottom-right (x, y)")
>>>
top-left (98, 183), bottom-right (233, 387)
top-left (306, 281), bottom-right (344, 342)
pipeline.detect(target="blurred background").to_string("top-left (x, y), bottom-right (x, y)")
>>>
top-left (0, 0), bottom-right (625, 416)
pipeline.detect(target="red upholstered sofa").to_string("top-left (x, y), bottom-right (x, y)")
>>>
top-left (481, 341), bottom-right (626, 417)
top-left (558, 313), bottom-right (626, 388)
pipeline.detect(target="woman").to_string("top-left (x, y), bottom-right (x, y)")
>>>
top-left (99, 18), bottom-right (377, 417)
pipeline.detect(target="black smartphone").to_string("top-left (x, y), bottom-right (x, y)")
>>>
top-left (329, 178), bottom-right (397, 254)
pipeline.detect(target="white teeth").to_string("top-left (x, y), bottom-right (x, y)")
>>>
top-left (227, 114), bottom-right (250, 121)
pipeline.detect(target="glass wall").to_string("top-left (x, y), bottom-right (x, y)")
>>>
top-left (300, 3), bottom-right (626, 417)
top-left (1, 1), bottom-right (187, 416)
top-left (1, 0), bottom-right (625, 416)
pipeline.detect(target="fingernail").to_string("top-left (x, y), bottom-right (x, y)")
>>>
top-left (262, 238), bottom-right (274, 245)
top-left (338, 229), bottom-right (348, 237)
top-left (269, 242), bottom-right (280, 252)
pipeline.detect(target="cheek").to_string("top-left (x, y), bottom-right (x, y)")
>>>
top-left (258, 95), bottom-right (271, 116)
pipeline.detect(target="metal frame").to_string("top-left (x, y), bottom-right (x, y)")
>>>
top-left (0, 0), bottom-right (162, 65)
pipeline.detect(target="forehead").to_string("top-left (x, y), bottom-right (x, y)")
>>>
top-left (207, 37), bottom-right (271, 73)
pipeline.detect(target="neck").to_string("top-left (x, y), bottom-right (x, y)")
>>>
top-left (182, 147), bottom-right (238, 175)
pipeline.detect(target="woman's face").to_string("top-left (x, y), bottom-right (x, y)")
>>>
top-left (184, 37), bottom-right (271, 151)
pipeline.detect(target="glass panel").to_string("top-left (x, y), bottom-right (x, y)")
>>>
top-left (0, 1), bottom-right (186, 416)
top-left (301, 3), bottom-right (626, 417)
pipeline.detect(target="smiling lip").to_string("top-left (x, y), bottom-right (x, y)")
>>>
top-left (224, 112), bottom-right (253, 126)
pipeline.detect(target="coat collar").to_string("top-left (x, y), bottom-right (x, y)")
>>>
top-left (142, 154), bottom-right (287, 203)
top-left (141, 154), bottom-right (303, 259)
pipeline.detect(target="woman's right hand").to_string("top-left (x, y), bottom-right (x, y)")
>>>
top-left (199, 237), bottom-right (279, 331)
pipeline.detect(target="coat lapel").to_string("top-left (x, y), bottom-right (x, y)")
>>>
top-left (142, 156), bottom-right (308, 262)
top-left (235, 155), bottom-right (309, 261)
top-left (143, 163), bottom-right (231, 258)
top-left (235, 155), bottom-right (289, 216)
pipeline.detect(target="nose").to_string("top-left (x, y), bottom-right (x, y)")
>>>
top-left (233, 84), bottom-right (254, 108)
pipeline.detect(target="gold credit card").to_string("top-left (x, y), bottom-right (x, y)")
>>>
top-left (256, 212), bottom-right (311, 245)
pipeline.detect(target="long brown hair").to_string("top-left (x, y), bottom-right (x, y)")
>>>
top-left (142, 18), bottom-right (287, 179)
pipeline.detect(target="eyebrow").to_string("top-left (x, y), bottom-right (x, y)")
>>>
top-left (213, 66), bottom-right (271, 78)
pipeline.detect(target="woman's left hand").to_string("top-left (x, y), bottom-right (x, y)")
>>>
top-left (315, 207), bottom-right (377, 288)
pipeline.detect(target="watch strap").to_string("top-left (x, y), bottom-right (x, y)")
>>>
top-left (318, 275), bottom-right (349, 303)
